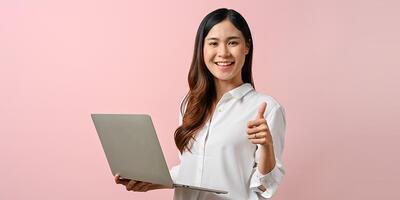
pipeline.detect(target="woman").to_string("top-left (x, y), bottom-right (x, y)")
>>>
top-left (115, 8), bottom-right (286, 200)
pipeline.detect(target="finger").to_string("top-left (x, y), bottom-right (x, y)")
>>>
top-left (247, 132), bottom-right (267, 139)
top-left (118, 180), bottom-right (129, 185)
top-left (119, 178), bottom-right (130, 185)
top-left (247, 118), bottom-right (267, 128)
top-left (115, 174), bottom-right (130, 185)
top-left (247, 124), bottom-right (269, 135)
top-left (145, 183), bottom-right (165, 191)
top-left (132, 181), bottom-right (148, 191)
top-left (126, 180), bottom-right (137, 190)
top-left (145, 183), bottom-right (158, 191)
top-left (249, 138), bottom-right (267, 144)
top-left (256, 102), bottom-right (267, 119)
top-left (135, 182), bottom-right (152, 192)
top-left (139, 183), bottom-right (152, 192)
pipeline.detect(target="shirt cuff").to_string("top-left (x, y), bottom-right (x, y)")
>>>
top-left (249, 164), bottom-right (285, 198)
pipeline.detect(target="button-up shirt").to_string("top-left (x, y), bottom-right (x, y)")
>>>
top-left (170, 83), bottom-right (286, 200)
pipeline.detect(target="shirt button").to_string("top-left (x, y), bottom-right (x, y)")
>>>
top-left (218, 108), bottom-right (222, 112)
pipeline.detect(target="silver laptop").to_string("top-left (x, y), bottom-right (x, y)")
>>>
top-left (91, 114), bottom-right (228, 194)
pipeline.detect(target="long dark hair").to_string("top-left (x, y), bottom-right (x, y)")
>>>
top-left (174, 8), bottom-right (255, 153)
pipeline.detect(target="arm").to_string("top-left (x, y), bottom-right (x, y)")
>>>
top-left (247, 103), bottom-right (286, 199)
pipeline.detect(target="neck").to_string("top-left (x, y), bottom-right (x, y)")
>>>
top-left (213, 78), bottom-right (244, 103)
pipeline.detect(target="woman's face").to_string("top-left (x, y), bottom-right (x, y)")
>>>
top-left (203, 19), bottom-right (249, 84)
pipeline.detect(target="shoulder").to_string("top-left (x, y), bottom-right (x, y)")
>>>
top-left (247, 90), bottom-right (284, 109)
top-left (246, 90), bottom-right (286, 116)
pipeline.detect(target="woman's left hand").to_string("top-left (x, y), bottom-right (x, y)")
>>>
top-left (115, 174), bottom-right (168, 192)
top-left (247, 102), bottom-right (273, 146)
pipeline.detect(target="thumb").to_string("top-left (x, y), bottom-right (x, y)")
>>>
top-left (256, 102), bottom-right (267, 119)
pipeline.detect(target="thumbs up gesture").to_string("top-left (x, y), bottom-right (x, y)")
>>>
top-left (247, 102), bottom-right (273, 146)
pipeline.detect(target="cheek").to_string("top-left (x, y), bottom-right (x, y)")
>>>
top-left (203, 47), bottom-right (214, 61)
top-left (202, 48), bottom-right (207, 58)
top-left (203, 51), bottom-right (215, 70)
top-left (233, 50), bottom-right (246, 63)
top-left (236, 46), bottom-right (248, 56)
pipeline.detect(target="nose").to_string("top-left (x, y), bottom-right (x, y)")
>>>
top-left (217, 44), bottom-right (231, 57)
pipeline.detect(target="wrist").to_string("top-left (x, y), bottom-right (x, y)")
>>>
top-left (260, 142), bottom-right (274, 151)
top-left (257, 143), bottom-right (276, 175)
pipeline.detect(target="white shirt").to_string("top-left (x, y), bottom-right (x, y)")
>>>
top-left (170, 83), bottom-right (286, 200)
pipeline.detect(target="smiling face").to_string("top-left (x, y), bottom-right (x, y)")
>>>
top-left (203, 19), bottom-right (249, 85)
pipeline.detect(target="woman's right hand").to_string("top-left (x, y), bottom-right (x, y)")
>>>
top-left (114, 174), bottom-right (169, 192)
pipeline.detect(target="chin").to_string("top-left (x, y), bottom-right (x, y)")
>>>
top-left (213, 75), bottom-right (234, 81)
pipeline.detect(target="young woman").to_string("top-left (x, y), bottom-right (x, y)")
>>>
top-left (115, 8), bottom-right (286, 200)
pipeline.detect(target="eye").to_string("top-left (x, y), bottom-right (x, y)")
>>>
top-left (208, 42), bottom-right (218, 47)
top-left (228, 41), bottom-right (238, 46)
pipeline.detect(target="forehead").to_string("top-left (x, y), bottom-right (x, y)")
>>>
top-left (205, 19), bottom-right (244, 39)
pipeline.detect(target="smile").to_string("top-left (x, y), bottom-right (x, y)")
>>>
top-left (215, 61), bottom-right (235, 66)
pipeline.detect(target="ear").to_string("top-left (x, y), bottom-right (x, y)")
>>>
top-left (245, 45), bottom-right (250, 55)
top-left (245, 39), bottom-right (251, 55)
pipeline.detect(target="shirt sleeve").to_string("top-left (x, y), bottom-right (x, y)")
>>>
top-left (249, 105), bottom-right (287, 199)
top-left (169, 153), bottom-right (182, 182)
top-left (169, 97), bottom-right (186, 182)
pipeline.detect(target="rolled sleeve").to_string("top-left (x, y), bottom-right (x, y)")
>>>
top-left (250, 105), bottom-right (287, 199)
top-left (250, 162), bottom-right (285, 198)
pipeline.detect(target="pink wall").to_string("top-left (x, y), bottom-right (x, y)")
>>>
top-left (1, 0), bottom-right (399, 199)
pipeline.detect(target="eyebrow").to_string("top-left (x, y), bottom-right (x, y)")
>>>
top-left (206, 36), bottom-right (241, 41)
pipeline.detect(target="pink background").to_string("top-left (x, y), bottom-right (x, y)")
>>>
top-left (1, 0), bottom-right (399, 199)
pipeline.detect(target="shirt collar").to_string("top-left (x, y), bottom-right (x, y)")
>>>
top-left (228, 83), bottom-right (254, 99)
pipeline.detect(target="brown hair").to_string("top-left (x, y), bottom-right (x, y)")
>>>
top-left (174, 8), bottom-right (255, 153)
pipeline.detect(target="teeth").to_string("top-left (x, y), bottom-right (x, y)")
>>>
top-left (216, 62), bottom-right (233, 66)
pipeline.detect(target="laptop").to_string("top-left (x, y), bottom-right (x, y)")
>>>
top-left (91, 114), bottom-right (228, 194)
